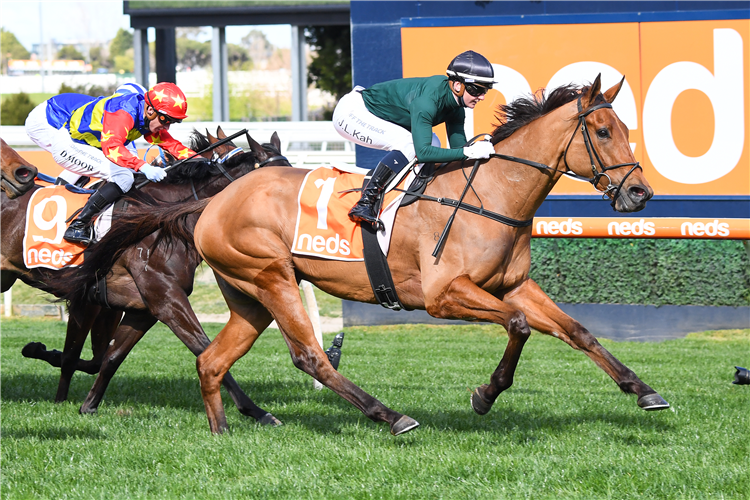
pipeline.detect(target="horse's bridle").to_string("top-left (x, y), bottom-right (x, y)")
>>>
top-left (492, 93), bottom-right (642, 209)
top-left (188, 147), bottom-right (289, 201)
top-left (562, 95), bottom-right (642, 208)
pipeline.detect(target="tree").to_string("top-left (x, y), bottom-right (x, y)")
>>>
top-left (57, 45), bottom-right (84, 60)
top-left (1, 28), bottom-right (30, 74)
top-left (241, 29), bottom-right (273, 67)
top-left (1, 93), bottom-right (35, 125)
top-left (109, 29), bottom-right (133, 60)
top-left (89, 46), bottom-right (110, 71)
top-left (176, 38), bottom-right (210, 70)
top-left (305, 25), bottom-right (352, 101)
top-left (227, 43), bottom-right (252, 70)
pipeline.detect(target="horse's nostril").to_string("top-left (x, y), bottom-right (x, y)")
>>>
top-left (15, 167), bottom-right (36, 181)
top-left (629, 186), bottom-right (646, 199)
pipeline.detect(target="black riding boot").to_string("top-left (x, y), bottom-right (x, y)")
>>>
top-left (348, 163), bottom-right (397, 227)
top-left (64, 182), bottom-right (124, 245)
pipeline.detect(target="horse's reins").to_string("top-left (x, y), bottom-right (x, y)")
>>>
top-left (187, 148), bottom-right (289, 201)
top-left (490, 95), bottom-right (641, 209)
top-left (420, 93), bottom-right (641, 256)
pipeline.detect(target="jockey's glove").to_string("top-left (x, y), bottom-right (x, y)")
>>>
top-left (463, 141), bottom-right (496, 160)
top-left (140, 164), bottom-right (168, 182)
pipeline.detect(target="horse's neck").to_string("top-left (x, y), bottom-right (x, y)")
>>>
top-left (142, 168), bottom-right (240, 203)
top-left (475, 107), bottom-right (576, 221)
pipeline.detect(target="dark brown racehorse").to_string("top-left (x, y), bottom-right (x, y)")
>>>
top-left (74, 76), bottom-right (671, 436)
top-left (1, 128), bottom-right (287, 424)
top-left (1, 138), bottom-right (38, 199)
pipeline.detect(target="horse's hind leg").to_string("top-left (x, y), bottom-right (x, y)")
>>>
top-left (425, 275), bottom-right (532, 415)
top-left (503, 278), bottom-right (669, 410)
top-left (80, 310), bottom-right (157, 414)
top-left (54, 303), bottom-right (102, 402)
top-left (21, 308), bottom-right (120, 376)
top-left (84, 308), bottom-right (123, 373)
top-left (254, 274), bottom-right (416, 435)
top-left (196, 297), bottom-right (275, 433)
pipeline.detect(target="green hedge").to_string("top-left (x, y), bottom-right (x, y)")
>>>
top-left (529, 239), bottom-right (750, 307)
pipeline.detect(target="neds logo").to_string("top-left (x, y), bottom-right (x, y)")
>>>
top-left (607, 219), bottom-right (656, 236)
top-left (535, 219), bottom-right (583, 235)
top-left (296, 233), bottom-right (351, 256)
top-left (680, 220), bottom-right (730, 237)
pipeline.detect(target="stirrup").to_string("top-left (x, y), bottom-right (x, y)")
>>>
top-left (63, 223), bottom-right (93, 246)
top-left (348, 206), bottom-right (384, 231)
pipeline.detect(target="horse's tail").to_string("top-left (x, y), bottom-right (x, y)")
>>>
top-left (43, 197), bottom-right (211, 313)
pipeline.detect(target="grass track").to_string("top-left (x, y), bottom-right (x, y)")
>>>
top-left (1, 318), bottom-right (748, 499)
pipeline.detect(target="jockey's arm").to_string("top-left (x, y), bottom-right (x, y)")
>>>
top-left (410, 98), bottom-right (467, 164)
top-left (100, 109), bottom-right (149, 171)
top-left (445, 115), bottom-right (469, 150)
top-left (145, 129), bottom-right (196, 161)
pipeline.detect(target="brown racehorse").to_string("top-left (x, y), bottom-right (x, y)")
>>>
top-left (1, 129), bottom-right (286, 424)
top-left (81, 76), bottom-right (671, 436)
top-left (1, 138), bottom-right (38, 199)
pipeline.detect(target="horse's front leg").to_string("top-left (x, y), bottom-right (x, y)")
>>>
top-left (502, 278), bottom-right (669, 410)
top-left (424, 274), bottom-right (532, 415)
top-left (144, 274), bottom-right (278, 425)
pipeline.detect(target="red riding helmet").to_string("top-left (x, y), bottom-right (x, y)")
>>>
top-left (145, 82), bottom-right (188, 122)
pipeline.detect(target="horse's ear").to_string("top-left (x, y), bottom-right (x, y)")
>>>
top-left (603, 75), bottom-right (626, 104)
top-left (207, 130), bottom-right (218, 144)
top-left (247, 134), bottom-right (266, 158)
top-left (270, 132), bottom-right (281, 151)
top-left (216, 126), bottom-right (227, 140)
top-left (582, 73), bottom-right (603, 109)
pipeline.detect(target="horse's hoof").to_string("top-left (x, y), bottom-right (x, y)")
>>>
top-left (390, 415), bottom-right (419, 436)
top-left (471, 385), bottom-right (493, 415)
top-left (21, 342), bottom-right (47, 358)
top-left (79, 405), bottom-right (97, 415)
top-left (637, 393), bottom-right (670, 411)
top-left (257, 412), bottom-right (283, 427)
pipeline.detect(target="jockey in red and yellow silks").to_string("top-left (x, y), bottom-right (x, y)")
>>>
top-left (26, 82), bottom-right (202, 245)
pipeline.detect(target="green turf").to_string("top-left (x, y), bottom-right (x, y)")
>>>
top-left (2, 274), bottom-right (343, 318)
top-left (1, 318), bottom-right (748, 499)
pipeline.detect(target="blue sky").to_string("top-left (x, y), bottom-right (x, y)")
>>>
top-left (0, 0), bottom-right (292, 52)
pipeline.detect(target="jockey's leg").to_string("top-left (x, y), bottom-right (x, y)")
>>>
top-left (64, 182), bottom-right (124, 244)
top-left (347, 150), bottom-right (408, 227)
top-left (64, 166), bottom-right (133, 245)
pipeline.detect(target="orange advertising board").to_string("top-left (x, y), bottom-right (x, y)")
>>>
top-left (401, 19), bottom-right (749, 196)
top-left (532, 217), bottom-right (750, 239)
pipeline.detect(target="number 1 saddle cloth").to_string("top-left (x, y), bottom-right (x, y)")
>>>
top-left (292, 166), bottom-right (415, 261)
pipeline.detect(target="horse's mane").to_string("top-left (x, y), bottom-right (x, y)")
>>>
top-left (490, 84), bottom-right (594, 144)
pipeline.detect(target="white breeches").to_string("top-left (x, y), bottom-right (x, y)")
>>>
top-left (333, 87), bottom-right (442, 163)
top-left (25, 102), bottom-right (135, 192)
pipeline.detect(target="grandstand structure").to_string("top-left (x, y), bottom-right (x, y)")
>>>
top-left (123, 1), bottom-right (349, 123)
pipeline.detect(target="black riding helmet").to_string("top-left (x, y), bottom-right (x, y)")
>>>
top-left (446, 50), bottom-right (494, 106)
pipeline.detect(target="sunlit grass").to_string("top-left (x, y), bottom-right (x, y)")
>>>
top-left (2, 318), bottom-right (748, 499)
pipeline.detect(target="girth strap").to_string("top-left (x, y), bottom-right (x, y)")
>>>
top-left (359, 175), bottom-right (403, 311)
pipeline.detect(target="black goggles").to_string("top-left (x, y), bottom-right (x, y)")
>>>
top-left (155, 112), bottom-right (182, 126)
top-left (464, 82), bottom-right (492, 97)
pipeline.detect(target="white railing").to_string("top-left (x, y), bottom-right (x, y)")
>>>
top-left (0, 121), bottom-right (358, 170)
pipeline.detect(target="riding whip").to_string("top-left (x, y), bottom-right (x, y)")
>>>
top-left (135, 128), bottom-right (248, 189)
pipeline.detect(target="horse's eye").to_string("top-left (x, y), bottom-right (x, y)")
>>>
top-left (597, 128), bottom-right (610, 139)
